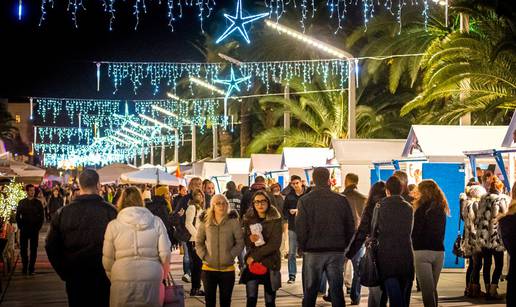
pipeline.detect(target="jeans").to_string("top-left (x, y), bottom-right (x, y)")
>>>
top-left (202, 270), bottom-right (235, 307)
top-left (482, 248), bottom-right (504, 285)
top-left (319, 271), bottom-right (328, 294)
top-left (367, 286), bottom-right (387, 307)
top-left (302, 252), bottom-right (346, 307)
top-left (186, 241), bottom-right (202, 289)
top-left (414, 250), bottom-right (444, 307)
top-left (20, 231), bottom-right (39, 273)
top-left (182, 241), bottom-right (191, 275)
top-left (383, 277), bottom-right (412, 307)
top-left (350, 245), bottom-right (365, 302)
top-left (288, 230), bottom-right (297, 279)
top-left (246, 274), bottom-right (277, 307)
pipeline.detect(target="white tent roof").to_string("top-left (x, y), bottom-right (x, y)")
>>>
top-left (225, 158), bottom-right (251, 174)
top-left (402, 125), bottom-right (508, 161)
top-left (332, 139), bottom-right (406, 165)
top-left (281, 147), bottom-right (334, 169)
top-left (202, 162), bottom-right (227, 179)
top-left (97, 163), bottom-right (138, 184)
top-left (0, 158), bottom-right (46, 178)
top-left (120, 167), bottom-right (184, 185)
top-left (250, 154), bottom-right (283, 173)
top-left (502, 112), bottom-right (516, 147)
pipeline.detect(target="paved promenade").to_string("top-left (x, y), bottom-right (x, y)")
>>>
top-left (0, 227), bottom-right (508, 306)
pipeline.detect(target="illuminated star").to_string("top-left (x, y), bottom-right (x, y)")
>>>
top-left (216, 0), bottom-right (269, 44)
top-left (214, 67), bottom-right (251, 117)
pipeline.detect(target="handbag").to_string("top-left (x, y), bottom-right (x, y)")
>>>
top-left (452, 216), bottom-right (464, 263)
top-left (163, 272), bottom-right (185, 307)
top-left (269, 270), bottom-right (282, 291)
top-left (358, 203), bottom-right (381, 287)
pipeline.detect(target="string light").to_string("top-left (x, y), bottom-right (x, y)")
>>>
top-left (39, 0), bottom-right (215, 31)
top-left (122, 127), bottom-right (152, 140)
top-left (215, 0), bottom-right (269, 44)
top-left (105, 59), bottom-right (348, 95)
top-left (151, 105), bottom-right (192, 125)
top-left (139, 114), bottom-right (177, 131)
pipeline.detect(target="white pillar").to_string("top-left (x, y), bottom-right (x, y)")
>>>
top-left (347, 60), bottom-right (357, 138)
top-left (212, 124), bottom-right (218, 159)
top-left (459, 13), bottom-right (471, 126)
top-left (191, 124), bottom-right (197, 162)
top-left (150, 145), bottom-right (154, 165)
top-left (284, 85), bottom-right (290, 138)
top-left (174, 129), bottom-right (179, 163)
top-left (161, 141), bottom-right (165, 166)
top-left (141, 148), bottom-right (145, 165)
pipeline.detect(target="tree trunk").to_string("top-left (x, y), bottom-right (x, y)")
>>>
top-left (240, 102), bottom-right (251, 157)
top-left (219, 129), bottom-right (233, 158)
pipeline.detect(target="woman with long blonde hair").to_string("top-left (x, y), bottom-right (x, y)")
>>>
top-left (103, 186), bottom-right (171, 307)
top-left (412, 180), bottom-right (449, 307)
top-left (195, 194), bottom-right (244, 307)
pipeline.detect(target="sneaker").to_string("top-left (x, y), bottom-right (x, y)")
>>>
top-left (350, 300), bottom-right (359, 305)
top-left (182, 274), bottom-right (191, 283)
top-left (322, 295), bottom-right (331, 302)
top-left (287, 278), bottom-right (295, 284)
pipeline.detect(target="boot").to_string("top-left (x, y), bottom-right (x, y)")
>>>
top-left (246, 297), bottom-right (257, 307)
top-left (468, 284), bottom-right (480, 298)
top-left (464, 283), bottom-right (470, 297)
top-left (265, 303), bottom-right (276, 307)
top-left (488, 284), bottom-right (500, 300)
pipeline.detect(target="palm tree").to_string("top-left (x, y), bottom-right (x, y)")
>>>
top-left (401, 8), bottom-right (516, 124)
top-left (0, 102), bottom-right (17, 142)
top-left (247, 78), bottom-right (410, 153)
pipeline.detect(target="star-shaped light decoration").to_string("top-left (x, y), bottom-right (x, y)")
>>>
top-left (214, 66), bottom-right (251, 118)
top-left (216, 0), bottom-right (269, 44)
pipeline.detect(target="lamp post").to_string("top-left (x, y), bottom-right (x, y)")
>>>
top-left (264, 20), bottom-right (357, 138)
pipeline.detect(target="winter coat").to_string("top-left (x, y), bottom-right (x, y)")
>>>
top-left (412, 201), bottom-right (446, 251)
top-left (460, 194), bottom-right (482, 257)
top-left (283, 189), bottom-right (306, 232)
top-left (243, 206), bottom-right (283, 271)
top-left (195, 210), bottom-right (244, 271)
top-left (16, 198), bottom-right (44, 234)
top-left (225, 190), bottom-right (242, 212)
top-left (145, 198), bottom-right (173, 243)
top-left (185, 204), bottom-right (203, 242)
top-left (295, 186), bottom-right (355, 253)
top-left (499, 212), bottom-right (516, 282)
top-left (103, 206), bottom-right (171, 307)
top-left (376, 195), bottom-right (414, 281)
top-left (47, 196), bottom-right (64, 216)
top-left (342, 185), bottom-right (367, 227)
top-left (474, 193), bottom-right (509, 252)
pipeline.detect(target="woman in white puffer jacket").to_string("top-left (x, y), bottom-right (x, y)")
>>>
top-left (103, 187), bottom-right (171, 307)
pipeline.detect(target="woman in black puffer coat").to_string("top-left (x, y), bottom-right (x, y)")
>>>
top-left (242, 191), bottom-right (283, 307)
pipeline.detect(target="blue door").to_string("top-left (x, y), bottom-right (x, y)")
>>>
top-left (370, 169), bottom-right (395, 185)
top-left (422, 163), bottom-right (465, 268)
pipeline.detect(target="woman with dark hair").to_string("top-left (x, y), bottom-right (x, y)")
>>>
top-left (412, 180), bottom-right (449, 307)
top-left (498, 184), bottom-right (516, 306)
top-left (46, 187), bottom-right (64, 221)
top-left (346, 181), bottom-right (387, 307)
top-left (224, 181), bottom-right (242, 212)
top-left (102, 187), bottom-right (171, 307)
top-left (474, 177), bottom-right (509, 299)
top-left (185, 189), bottom-right (206, 297)
top-left (242, 191), bottom-right (283, 307)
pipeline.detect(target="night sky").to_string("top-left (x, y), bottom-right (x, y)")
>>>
top-left (0, 0), bottom-right (244, 100)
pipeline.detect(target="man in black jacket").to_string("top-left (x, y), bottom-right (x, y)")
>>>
top-left (283, 175), bottom-right (306, 284)
top-left (46, 169), bottom-right (117, 307)
top-left (16, 184), bottom-right (44, 275)
top-left (296, 167), bottom-right (355, 307)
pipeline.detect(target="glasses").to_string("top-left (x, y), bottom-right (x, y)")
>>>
top-left (253, 199), bottom-right (268, 206)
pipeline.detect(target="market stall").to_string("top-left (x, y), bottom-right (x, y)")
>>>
top-left (97, 163), bottom-right (138, 184)
top-left (120, 167), bottom-right (184, 186)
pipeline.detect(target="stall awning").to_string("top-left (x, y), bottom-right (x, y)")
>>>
top-left (225, 158), bottom-right (251, 174)
top-left (97, 163), bottom-right (138, 184)
top-left (402, 125), bottom-right (507, 161)
top-left (502, 112), bottom-right (516, 147)
top-left (332, 139), bottom-right (405, 165)
top-left (120, 168), bottom-right (184, 186)
top-left (281, 147), bottom-right (333, 169)
top-left (250, 154), bottom-right (283, 173)
top-left (202, 162), bottom-right (227, 179)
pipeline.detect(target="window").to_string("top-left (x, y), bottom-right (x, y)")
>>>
top-left (15, 115), bottom-right (21, 123)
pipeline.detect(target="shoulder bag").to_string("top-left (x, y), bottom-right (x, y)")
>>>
top-left (358, 203), bottom-right (381, 287)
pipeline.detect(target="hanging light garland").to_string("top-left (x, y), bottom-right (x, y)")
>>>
top-left (0, 180), bottom-right (26, 223)
top-left (37, 0), bottom-right (433, 32)
top-left (104, 59), bottom-right (348, 95)
top-left (36, 126), bottom-right (94, 145)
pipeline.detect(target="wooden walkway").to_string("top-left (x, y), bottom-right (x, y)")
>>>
top-left (0, 224), bottom-right (508, 306)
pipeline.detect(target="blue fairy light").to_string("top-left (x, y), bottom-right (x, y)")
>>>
top-left (216, 0), bottom-right (269, 44)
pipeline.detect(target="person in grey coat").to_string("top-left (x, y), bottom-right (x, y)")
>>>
top-left (376, 176), bottom-right (414, 307)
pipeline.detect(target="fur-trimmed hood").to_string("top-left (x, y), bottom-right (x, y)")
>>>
top-left (243, 205), bottom-right (281, 224)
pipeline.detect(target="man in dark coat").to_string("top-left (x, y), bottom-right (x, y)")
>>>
top-left (16, 184), bottom-right (44, 275)
top-left (342, 173), bottom-right (367, 305)
top-left (46, 169), bottom-right (117, 307)
top-left (283, 175), bottom-right (306, 284)
top-left (376, 176), bottom-right (414, 307)
top-left (296, 167), bottom-right (355, 307)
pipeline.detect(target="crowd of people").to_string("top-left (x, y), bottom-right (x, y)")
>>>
top-left (11, 167), bottom-right (516, 307)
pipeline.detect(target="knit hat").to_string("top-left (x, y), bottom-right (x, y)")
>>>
top-left (155, 186), bottom-right (169, 197)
